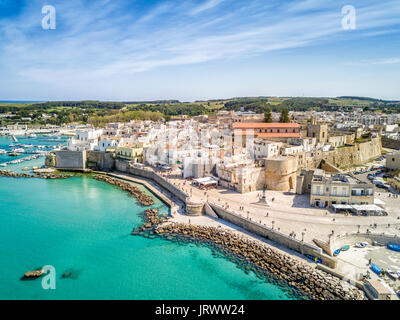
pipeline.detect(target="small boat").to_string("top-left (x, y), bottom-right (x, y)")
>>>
top-left (387, 270), bottom-right (399, 280)
top-left (341, 245), bottom-right (350, 251)
top-left (0, 163), bottom-right (7, 167)
top-left (305, 254), bottom-right (322, 264)
top-left (0, 149), bottom-right (7, 154)
top-left (371, 264), bottom-right (382, 275)
top-left (387, 244), bottom-right (400, 252)
top-left (333, 249), bottom-right (341, 256)
top-left (355, 242), bottom-right (368, 248)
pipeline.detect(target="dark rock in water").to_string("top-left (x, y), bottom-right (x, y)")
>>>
top-left (62, 272), bottom-right (72, 279)
top-left (61, 269), bottom-right (80, 280)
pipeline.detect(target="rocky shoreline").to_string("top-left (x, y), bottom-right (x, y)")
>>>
top-left (133, 209), bottom-right (366, 301)
top-left (0, 169), bottom-right (73, 180)
top-left (93, 175), bottom-right (154, 206)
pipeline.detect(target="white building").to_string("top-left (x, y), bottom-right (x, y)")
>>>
top-left (67, 129), bottom-right (103, 151)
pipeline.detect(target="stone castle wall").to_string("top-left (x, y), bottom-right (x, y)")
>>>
top-left (382, 136), bottom-right (400, 150)
top-left (86, 151), bottom-right (115, 171)
top-left (265, 156), bottom-right (297, 191)
top-left (115, 160), bottom-right (204, 216)
top-left (53, 150), bottom-right (87, 170)
top-left (210, 203), bottom-right (337, 268)
top-left (298, 137), bottom-right (382, 170)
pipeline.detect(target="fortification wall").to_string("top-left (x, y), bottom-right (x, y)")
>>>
top-left (114, 161), bottom-right (204, 216)
top-left (265, 157), bottom-right (297, 191)
top-left (87, 151), bottom-right (115, 171)
top-left (53, 150), bottom-right (86, 170)
top-left (382, 136), bottom-right (400, 150)
top-left (299, 137), bottom-right (382, 170)
top-left (210, 203), bottom-right (337, 268)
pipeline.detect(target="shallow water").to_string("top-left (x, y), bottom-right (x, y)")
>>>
top-left (0, 136), bottom-right (301, 300)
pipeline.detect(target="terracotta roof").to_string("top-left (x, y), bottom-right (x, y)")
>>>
top-left (234, 130), bottom-right (300, 138)
top-left (233, 122), bottom-right (299, 129)
top-left (256, 132), bottom-right (300, 138)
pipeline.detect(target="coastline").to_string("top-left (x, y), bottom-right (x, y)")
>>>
top-left (0, 168), bottom-right (367, 300)
top-left (133, 208), bottom-right (365, 300)
top-left (91, 170), bottom-right (367, 300)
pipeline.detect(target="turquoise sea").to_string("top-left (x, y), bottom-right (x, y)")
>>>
top-left (0, 136), bottom-right (301, 300)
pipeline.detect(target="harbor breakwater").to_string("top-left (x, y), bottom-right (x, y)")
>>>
top-left (93, 175), bottom-right (154, 206)
top-left (133, 209), bottom-right (366, 300)
top-left (0, 169), bottom-right (72, 180)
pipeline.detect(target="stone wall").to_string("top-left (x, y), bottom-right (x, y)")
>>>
top-left (53, 150), bottom-right (86, 170)
top-left (86, 151), bottom-right (115, 171)
top-left (330, 232), bottom-right (400, 254)
top-left (210, 203), bottom-right (337, 268)
top-left (115, 160), bottom-right (204, 216)
top-left (264, 156), bottom-right (297, 191)
top-left (320, 160), bottom-right (342, 173)
top-left (382, 136), bottom-right (400, 150)
top-left (298, 136), bottom-right (382, 170)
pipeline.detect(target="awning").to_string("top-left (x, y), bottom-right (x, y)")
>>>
top-left (331, 204), bottom-right (353, 210)
top-left (351, 204), bottom-right (384, 212)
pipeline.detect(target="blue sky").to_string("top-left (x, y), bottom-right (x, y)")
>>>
top-left (0, 0), bottom-right (400, 101)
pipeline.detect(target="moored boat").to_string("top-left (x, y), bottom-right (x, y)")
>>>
top-left (333, 249), bottom-right (341, 256)
top-left (387, 244), bottom-right (400, 252)
top-left (387, 269), bottom-right (399, 280)
top-left (371, 263), bottom-right (382, 275)
top-left (355, 242), bottom-right (368, 248)
top-left (341, 245), bottom-right (350, 251)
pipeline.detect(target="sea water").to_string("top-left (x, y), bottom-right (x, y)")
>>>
top-left (0, 136), bottom-right (301, 300)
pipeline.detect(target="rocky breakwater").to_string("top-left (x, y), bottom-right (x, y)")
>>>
top-left (93, 175), bottom-right (154, 206)
top-left (0, 170), bottom-right (72, 180)
top-left (131, 208), bottom-right (171, 239)
top-left (133, 211), bottom-right (365, 300)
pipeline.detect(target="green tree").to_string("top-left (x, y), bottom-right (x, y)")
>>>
top-left (264, 108), bottom-right (272, 123)
top-left (279, 108), bottom-right (290, 123)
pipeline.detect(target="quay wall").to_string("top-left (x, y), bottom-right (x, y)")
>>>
top-left (54, 150), bottom-right (86, 170)
top-left (210, 203), bottom-right (337, 268)
top-left (330, 232), bottom-right (400, 252)
top-left (115, 160), bottom-right (204, 216)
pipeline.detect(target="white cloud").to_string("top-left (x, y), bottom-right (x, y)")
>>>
top-left (189, 0), bottom-right (225, 15)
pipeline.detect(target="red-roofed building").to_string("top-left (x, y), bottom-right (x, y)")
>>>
top-left (233, 122), bottom-right (300, 142)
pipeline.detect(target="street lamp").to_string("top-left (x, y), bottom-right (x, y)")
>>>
top-left (302, 232), bottom-right (305, 242)
top-left (272, 221), bottom-right (275, 230)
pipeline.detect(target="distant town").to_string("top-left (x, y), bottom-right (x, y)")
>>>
top-left (1, 96), bottom-right (400, 300)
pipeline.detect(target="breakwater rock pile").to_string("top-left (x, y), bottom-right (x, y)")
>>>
top-left (0, 170), bottom-right (72, 180)
top-left (133, 209), bottom-right (365, 300)
top-left (93, 175), bottom-right (154, 206)
top-left (131, 208), bottom-right (171, 239)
